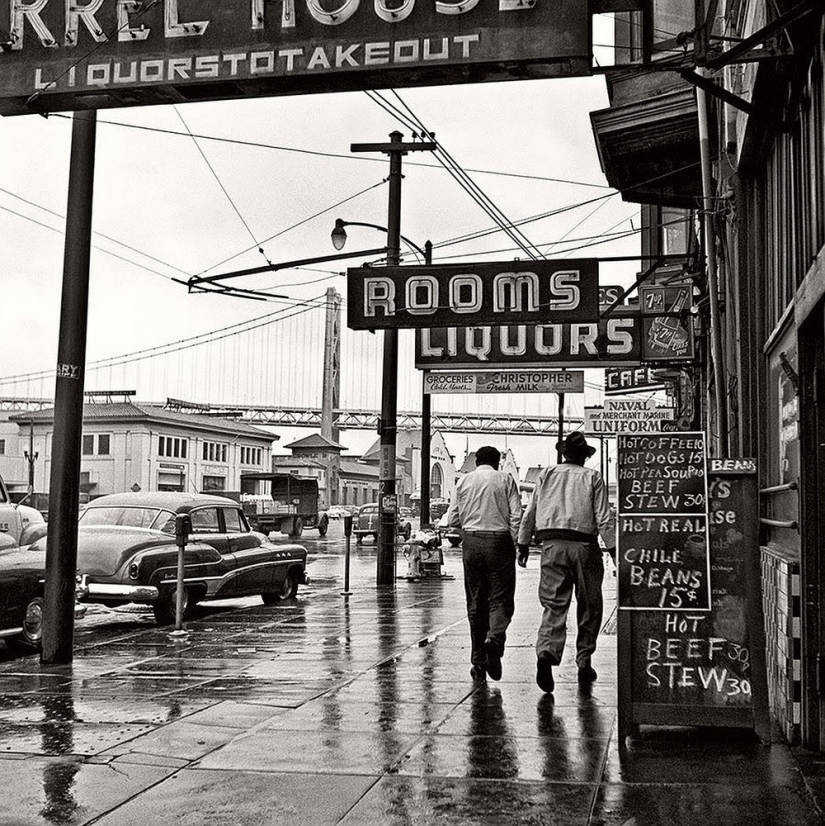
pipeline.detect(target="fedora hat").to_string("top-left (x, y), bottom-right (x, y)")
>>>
top-left (556, 431), bottom-right (596, 459)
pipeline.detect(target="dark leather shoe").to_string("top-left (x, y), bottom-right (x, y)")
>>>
top-left (536, 657), bottom-right (555, 693)
top-left (470, 665), bottom-right (487, 682)
top-left (484, 640), bottom-right (503, 681)
top-left (577, 662), bottom-right (597, 683)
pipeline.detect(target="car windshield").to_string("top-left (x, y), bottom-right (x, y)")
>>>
top-left (80, 506), bottom-right (177, 533)
top-left (361, 506), bottom-right (377, 514)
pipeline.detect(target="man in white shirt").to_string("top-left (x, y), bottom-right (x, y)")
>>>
top-left (517, 431), bottom-right (616, 694)
top-left (447, 445), bottom-right (522, 682)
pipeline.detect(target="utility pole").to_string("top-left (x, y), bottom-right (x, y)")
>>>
top-left (42, 112), bottom-right (97, 664)
top-left (417, 241), bottom-right (433, 529)
top-left (350, 132), bottom-right (436, 586)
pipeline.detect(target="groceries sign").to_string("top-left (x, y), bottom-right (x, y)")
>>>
top-left (348, 259), bottom-right (599, 330)
top-left (0, 0), bottom-right (591, 116)
top-left (424, 369), bottom-right (583, 394)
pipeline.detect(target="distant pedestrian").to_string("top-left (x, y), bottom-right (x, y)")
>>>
top-left (517, 432), bottom-right (615, 693)
top-left (446, 445), bottom-right (522, 682)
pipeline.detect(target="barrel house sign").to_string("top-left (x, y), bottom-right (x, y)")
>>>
top-left (616, 434), bottom-right (769, 737)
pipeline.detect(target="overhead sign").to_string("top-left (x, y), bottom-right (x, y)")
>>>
top-left (415, 306), bottom-right (696, 369)
top-left (348, 259), bottom-right (599, 330)
top-left (605, 366), bottom-right (667, 395)
top-left (0, 1), bottom-right (591, 116)
top-left (640, 284), bottom-right (695, 361)
top-left (424, 369), bottom-right (583, 395)
top-left (585, 398), bottom-right (675, 434)
top-left (416, 312), bottom-right (641, 369)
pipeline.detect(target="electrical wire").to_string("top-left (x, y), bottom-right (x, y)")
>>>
top-left (52, 112), bottom-right (611, 189)
top-left (0, 203), bottom-right (187, 283)
top-left (365, 90), bottom-right (544, 261)
top-left (173, 106), bottom-right (273, 268)
top-left (194, 179), bottom-right (386, 277)
top-left (0, 187), bottom-right (191, 277)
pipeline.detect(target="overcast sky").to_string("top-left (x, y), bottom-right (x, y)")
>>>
top-left (1, 71), bottom-right (643, 471)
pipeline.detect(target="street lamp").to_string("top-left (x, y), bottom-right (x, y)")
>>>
top-left (332, 219), bottom-right (431, 263)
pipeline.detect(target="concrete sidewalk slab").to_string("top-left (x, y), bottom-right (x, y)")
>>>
top-left (0, 544), bottom-right (822, 825)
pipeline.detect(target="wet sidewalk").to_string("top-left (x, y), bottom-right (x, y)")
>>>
top-left (1, 539), bottom-right (823, 825)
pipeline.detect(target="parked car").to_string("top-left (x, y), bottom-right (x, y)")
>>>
top-left (27, 492), bottom-right (310, 626)
top-left (0, 545), bottom-right (86, 654)
top-left (326, 506), bottom-right (350, 519)
top-left (353, 503), bottom-right (413, 545)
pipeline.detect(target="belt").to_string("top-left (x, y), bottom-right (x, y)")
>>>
top-left (463, 530), bottom-right (510, 537)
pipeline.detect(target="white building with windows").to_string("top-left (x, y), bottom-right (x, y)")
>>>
top-left (8, 401), bottom-right (276, 500)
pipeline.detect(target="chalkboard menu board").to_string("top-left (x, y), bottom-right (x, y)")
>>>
top-left (617, 455), bottom-right (770, 739)
top-left (617, 433), bottom-right (710, 610)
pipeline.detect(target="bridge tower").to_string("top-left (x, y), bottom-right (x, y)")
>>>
top-left (321, 287), bottom-right (342, 443)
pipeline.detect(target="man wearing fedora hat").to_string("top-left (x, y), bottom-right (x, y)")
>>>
top-left (517, 431), bottom-right (615, 693)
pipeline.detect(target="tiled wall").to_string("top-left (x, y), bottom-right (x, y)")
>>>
top-left (761, 546), bottom-right (802, 744)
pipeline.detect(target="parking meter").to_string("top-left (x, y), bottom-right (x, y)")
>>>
top-left (173, 513), bottom-right (192, 634)
top-left (175, 513), bottom-right (191, 545)
top-left (343, 514), bottom-right (352, 537)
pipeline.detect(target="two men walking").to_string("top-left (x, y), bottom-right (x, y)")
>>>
top-left (447, 433), bottom-right (615, 692)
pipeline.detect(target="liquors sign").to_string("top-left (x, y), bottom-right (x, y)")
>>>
top-left (0, 0), bottom-right (591, 115)
top-left (347, 259), bottom-right (599, 330)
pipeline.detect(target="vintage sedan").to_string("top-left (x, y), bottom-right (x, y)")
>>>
top-left (353, 503), bottom-right (413, 545)
top-left (0, 546), bottom-right (86, 654)
top-left (30, 492), bottom-right (310, 626)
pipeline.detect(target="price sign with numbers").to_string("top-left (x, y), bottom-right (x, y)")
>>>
top-left (617, 432), bottom-right (710, 611)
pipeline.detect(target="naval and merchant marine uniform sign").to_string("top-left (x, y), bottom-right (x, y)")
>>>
top-left (0, 1), bottom-right (591, 115)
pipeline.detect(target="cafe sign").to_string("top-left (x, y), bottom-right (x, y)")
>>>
top-left (0, 0), bottom-right (591, 116)
top-left (347, 259), bottom-right (599, 330)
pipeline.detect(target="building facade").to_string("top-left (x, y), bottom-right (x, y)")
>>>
top-left (8, 401), bottom-right (275, 500)
top-left (591, 2), bottom-right (825, 749)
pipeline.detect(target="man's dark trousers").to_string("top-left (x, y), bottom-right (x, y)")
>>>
top-left (462, 531), bottom-right (516, 668)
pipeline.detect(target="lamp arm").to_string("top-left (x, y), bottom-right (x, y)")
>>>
top-left (336, 219), bottom-right (430, 261)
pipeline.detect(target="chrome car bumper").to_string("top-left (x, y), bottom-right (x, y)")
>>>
top-left (75, 575), bottom-right (158, 602)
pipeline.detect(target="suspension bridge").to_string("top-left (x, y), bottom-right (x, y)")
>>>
top-left (0, 288), bottom-right (590, 435)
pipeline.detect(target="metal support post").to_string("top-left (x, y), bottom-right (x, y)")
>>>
top-left (420, 388), bottom-right (432, 528)
top-left (418, 240), bottom-right (433, 529)
top-left (697, 68), bottom-right (729, 458)
top-left (41, 112), bottom-right (97, 665)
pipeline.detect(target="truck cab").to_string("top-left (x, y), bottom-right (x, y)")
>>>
top-left (0, 476), bottom-right (47, 551)
top-left (222, 473), bottom-right (329, 539)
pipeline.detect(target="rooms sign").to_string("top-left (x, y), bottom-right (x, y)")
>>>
top-left (0, 0), bottom-right (590, 116)
top-left (347, 259), bottom-right (599, 330)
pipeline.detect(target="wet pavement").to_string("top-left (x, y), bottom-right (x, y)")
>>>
top-left (1, 520), bottom-right (823, 825)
